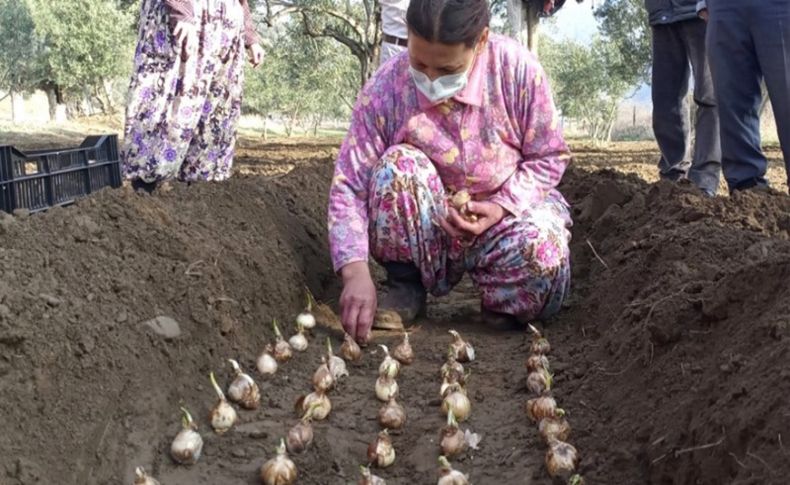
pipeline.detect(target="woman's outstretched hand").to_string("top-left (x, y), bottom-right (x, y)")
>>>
top-left (340, 261), bottom-right (377, 344)
top-left (438, 200), bottom-right (506, 241)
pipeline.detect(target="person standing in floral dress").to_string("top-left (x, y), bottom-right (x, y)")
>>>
top-left (330, 0), bottom-right (573, 343)
top-left (122, 0), bottom-right (264, 191)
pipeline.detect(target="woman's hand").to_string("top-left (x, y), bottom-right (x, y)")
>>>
top-left (438, 200), bottom-right (507, 240)
top-left (173, 21), bottom-right (198, 60)
top-left (247, 44), bottom-right (265, 68)
top-left (340, 261), bottom-right (377, 344)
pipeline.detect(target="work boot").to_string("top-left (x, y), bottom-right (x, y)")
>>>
top-left (374, 262), bottom-right (426, 330)
top-left (481, 306), bottom-right (527, 332)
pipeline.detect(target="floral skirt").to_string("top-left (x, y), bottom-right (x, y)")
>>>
top-left (121, 0), bottom-right (246, 182)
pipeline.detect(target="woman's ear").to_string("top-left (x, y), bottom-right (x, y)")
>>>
top-left (477, 27), bottom-right (490, 50)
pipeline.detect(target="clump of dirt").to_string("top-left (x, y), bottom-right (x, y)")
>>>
top-left (1, 141), bottom-right (790, 485)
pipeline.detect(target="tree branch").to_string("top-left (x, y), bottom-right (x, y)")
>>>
top-left (300, 11), bottom-right (365, 61)
top-left (313, 6), bottom-right (365, 40)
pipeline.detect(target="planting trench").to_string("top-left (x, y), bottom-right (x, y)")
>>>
top-left (0, 141), bottom-right (789, 485)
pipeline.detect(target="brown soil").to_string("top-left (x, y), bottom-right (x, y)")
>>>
top-left (559, 166), bottom-right (790, 485)
top-left (1, 136), bottom-right (789, 485)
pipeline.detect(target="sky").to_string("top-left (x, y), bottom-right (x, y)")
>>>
top-left (548, 0), bottom-right (599, 43)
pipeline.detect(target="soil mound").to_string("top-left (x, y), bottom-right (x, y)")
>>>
top-left (0, 161), bottom-right (337, 484)
top-left (559, 167), bottom-right (790, 485)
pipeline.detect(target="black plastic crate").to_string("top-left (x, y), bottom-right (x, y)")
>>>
top-left (0, 135), bottom-right (122, 214)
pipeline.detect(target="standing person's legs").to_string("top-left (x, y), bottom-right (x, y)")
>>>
top-left (121, 0), bottom-right (204, 185)
top-left (682, 19), bottom-right (721, 195)
top-left (179, 0), bottom-right (245, 182)
top-left (652, 23), bottom-right (692, 182)
top-left (707, 0), bottom-right (767, 191)
top-left (752, 0), bottom-right (790, 185)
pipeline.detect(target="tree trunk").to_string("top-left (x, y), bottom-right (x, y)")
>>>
top-left (90, 84), bottom-right (108, 115)
top-left (10, 89), bottom-right (15, 123)
top-left (358, 54), bottom-right (369, 89)
top-left (508, 0), bottom-right (541, 54)
top-left (508, 0), bottom-right (529, 47)
top-left (759, 81), bottom-right (770, 116)
top-left (262, 117), bottom-right (269, 141)
top-left (527, 3), bottom-right (541, 55)
top-left (605, 101), bottom-right (618, 143)
top-left (687, 93), bottom-right (696, 141)
top-left (312, 116), bottom-right (321, 136)
top-left (602, 100), bottom-right (618, 143)
top-left (86, 86), bottom-right (100, 115)
top-left (370, 39), bottom-right (381, 76)
top-left (286, 111), bottom-right (299, 137)
top-left (43, 83), bottom-right (66, 122)
top-left (102, 80), bottom-right (116, 114)
top-left (46, 88), bottom-right (58, 121)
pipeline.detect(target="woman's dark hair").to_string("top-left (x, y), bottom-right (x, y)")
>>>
top-left (406, 0), bottom-right (491, 47)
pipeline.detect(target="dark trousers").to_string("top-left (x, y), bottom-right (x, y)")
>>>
top-left (652, 19), bottom-right (721, 195)
top-left (707, 0), bottom-right (790, 191)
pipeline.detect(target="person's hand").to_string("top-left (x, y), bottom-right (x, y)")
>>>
top-left (247, 44), bottom-right (265, 68)
top-left (699, 8), bottom-right (709, 21)
top-left (340, 261), bottom-right (377, 344)
top-left (438, 200), bottom-right (507, 241)
top-left (173, 21), bottom-right (198, 60)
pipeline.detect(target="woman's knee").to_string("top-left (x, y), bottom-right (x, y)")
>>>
top-left (528, 232), bottom-right (570, 277)
top-left (372, 144), bottom-right (437, 186)
top-left (517, 230), bottom-right (571, 318)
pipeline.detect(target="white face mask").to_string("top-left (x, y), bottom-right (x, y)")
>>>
top-left (409, 52), bottom-right (476, 103)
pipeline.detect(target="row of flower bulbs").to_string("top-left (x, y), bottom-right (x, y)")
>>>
top-left (525, 324), bottom-right (584, 485)
top-left (360, 329), bottom-right (477, 484)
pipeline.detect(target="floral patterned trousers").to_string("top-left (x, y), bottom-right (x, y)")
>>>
top-left (369, 145), bottom-right (572, 320)
top-left (121, 0), bottom-right (246, 183)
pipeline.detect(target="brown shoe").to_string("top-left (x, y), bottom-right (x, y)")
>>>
top-left (373, 263), bottom-right (426, 330)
